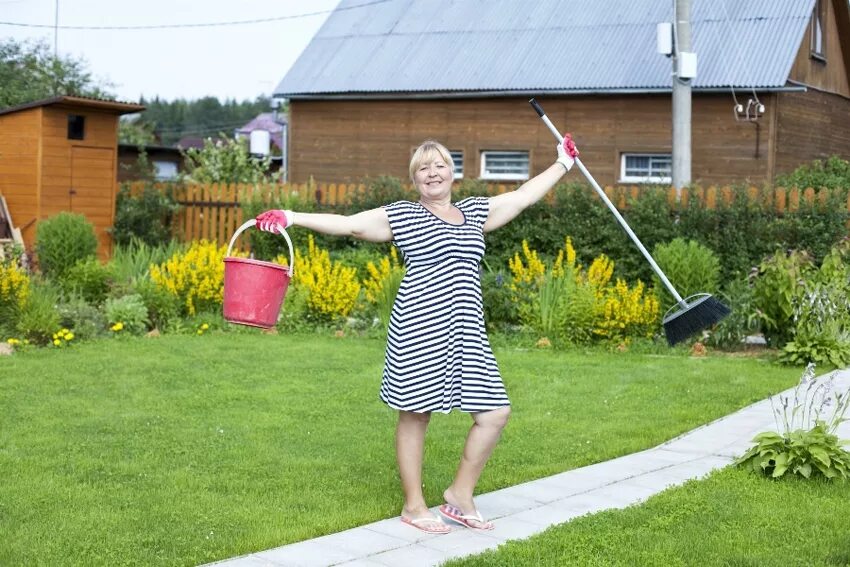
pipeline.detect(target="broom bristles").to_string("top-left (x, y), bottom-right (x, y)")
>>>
top-left (663, 294), bottom-right (731, 346)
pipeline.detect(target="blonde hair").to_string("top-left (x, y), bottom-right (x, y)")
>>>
top-left (409, 140), bottom-right (454, 181)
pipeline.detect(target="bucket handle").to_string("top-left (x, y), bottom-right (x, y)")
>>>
top-left (226, 219), bottom-right (295, 277)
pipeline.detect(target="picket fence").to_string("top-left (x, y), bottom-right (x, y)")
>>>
top-left (125, 181), bottom-right (850, 248)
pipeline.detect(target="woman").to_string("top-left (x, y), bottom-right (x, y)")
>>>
top-left (256, 135), bottom-right (578, 533)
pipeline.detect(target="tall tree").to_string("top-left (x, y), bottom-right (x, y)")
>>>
top-left (0, 39), bottom-right (113, 107)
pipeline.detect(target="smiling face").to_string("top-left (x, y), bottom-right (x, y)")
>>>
top-left (409, 141), bottom-right (454, 200)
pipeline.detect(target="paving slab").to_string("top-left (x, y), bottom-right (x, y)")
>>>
top-left (205, 368), bottom-right (850, 567)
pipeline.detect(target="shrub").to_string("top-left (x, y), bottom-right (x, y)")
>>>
top-left (752, 250), bottom-right (814, 347)
top-left (149, 240), bottom-right (231, 316)
top-left (133, 278), bottom-right (181, 331)
top-left (104, 294), bottom-right (150, 334)
top-left (344, 175), bottom-right (415, 213)
top-left (109, 238), bottom-right (185, 284)
top-left (15, 281), bottom-right (61, 344)
top-left (704, 276), bottom-right (761, 350)
top-left (775, 155), bottom-right (850, 191)
top-left (736, 364), bottom-right (850, 480)
top-left (361, 247), bottom-right (405, 330)
top-left (652, 238), bottom-right (721, 299)
top-left (779, 241), bottom-right (850, 367)
top-left (281, 235), bottom-right (360, 323)
top-left (0, 259), bottom-right (30, 330)
top-left (35, 212), bottom-right (98, 279)
top-left (57, 294), bottom-right (107, 341)
top-left (60, 257), bottom-right (114, 304)
top-left (594, 279), bottom-right (659, 341)
top-left (112, 183), bottom-right (180, 247)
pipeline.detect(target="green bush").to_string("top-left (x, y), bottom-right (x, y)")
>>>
top-left (104, 294), bottom-right (150, 334)
top-left (35, 212), bottom-right (98, 279)
top-left (112, 183), bottom-right (180, 247)
top-left (775, 155), bottom-right (850, 191)
top-left (779, 241), bottom-right (850, 367)
top-left (109, 238), bottom-right (184, 284)
top-left (704, 276), bottom-right (761, 350)
top-left (652, 238), bottom-right (721, 299)
top-left (15, 281), bottom-right (61, 344)
top-left (133, 279), bottom-right (181, 331)
top-left (481, 269), bottom-right (519, 330)
top-left (753, 250), bottom-right (814, 347)
top-left (736, 365), bottom-right (850, 480)
top-left (60, 257), bottom-right (114, 304)
top-left (57, 294), bottom-right (107, 341)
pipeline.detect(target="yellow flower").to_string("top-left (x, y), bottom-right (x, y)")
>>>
top-left (65, 333), bottom-right (74, 341)
top-left (200, 323), bottom-right (210, 330)
top-left (53, 339), bottom-right (61, 346)
top-left (111, 322), bottom-right (124, 332)
top-left (197, 330), bottom-right (203, 335)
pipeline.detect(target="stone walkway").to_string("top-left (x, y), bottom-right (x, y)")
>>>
top-left (207, 368), bottom-right (850, 567)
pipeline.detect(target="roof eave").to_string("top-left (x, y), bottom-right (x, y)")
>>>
top-left (276, 86), bottom-right (808, 101)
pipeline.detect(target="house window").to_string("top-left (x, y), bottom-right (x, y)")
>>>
top-left (480, 150), bottom-right (529, 181)
top-left (811, 0), bottom-right (825, 60)
top-left (153, 161), bottom-right (179, 180)
top-left (620, 153), bottom-right (672, 183)
top-left (450, 150), bottom-right (463, 179)
top-left (67, 115), bottom-right (85, 140)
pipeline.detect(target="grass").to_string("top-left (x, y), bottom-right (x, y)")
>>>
top-left (444, 466), bottom-right (850, 567)
top-left (0, 333), bottom-right (800, 565)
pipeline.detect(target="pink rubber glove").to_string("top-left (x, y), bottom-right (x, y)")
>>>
top-left (556, 133), bottom-right (579, 171)
top-left (255, 209), bottom-right (293, 233)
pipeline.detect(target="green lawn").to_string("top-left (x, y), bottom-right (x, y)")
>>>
top-left (445, 466), bottom-right (850, 567)
top-left (0, 333), bottom-right (799, 565)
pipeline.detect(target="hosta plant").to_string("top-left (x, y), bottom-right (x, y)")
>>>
top-left (736, 364), bottom-right (850, 480)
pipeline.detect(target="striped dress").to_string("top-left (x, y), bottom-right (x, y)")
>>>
top-left (379, 196), bottom-right (510, 414)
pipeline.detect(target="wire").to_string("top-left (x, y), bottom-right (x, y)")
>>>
top-left (704, 0), bottom-right (742, 110)
top-left (0, 0), bottom-right (390, 30)
top-left (714, 0), bottom-right (760, 103)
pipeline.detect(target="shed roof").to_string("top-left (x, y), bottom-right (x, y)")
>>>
top-left (0, 95), bottom-right (145, 117)
top-left (275, 0), bottom-right (817, 98)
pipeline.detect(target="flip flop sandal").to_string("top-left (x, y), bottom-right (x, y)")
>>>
top-left (400, 515), bottom-right (451, 534)
top-left (438, 504), bottom-right (494, 531)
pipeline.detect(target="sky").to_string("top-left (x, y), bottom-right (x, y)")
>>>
top-left (0, 0), bottom-right (341, 102)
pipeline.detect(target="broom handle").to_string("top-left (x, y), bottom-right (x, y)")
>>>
top-left (529, 99), bottom-right (686, 306)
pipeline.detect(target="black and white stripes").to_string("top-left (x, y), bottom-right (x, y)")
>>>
top-left (379, 197), bottom-right (510, 414)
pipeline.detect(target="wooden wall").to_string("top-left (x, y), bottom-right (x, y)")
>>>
top-left (0, 108), bottom-right (42, 247)
top-left (788, 0), bottom-right (850, 97)
top-left (288, 94), bottom-right (774, 187)
top-left (774, 89), bottom-right (850, 177)
top-left (40, 106), bottom-right (119, 258)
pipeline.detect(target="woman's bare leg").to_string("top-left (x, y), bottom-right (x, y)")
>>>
top-left (444, 406), bottom-right (511, 518)
top-left (396, 410), bottom-right (446, 529)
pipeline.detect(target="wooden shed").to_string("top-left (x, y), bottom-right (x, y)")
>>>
top-left (0, 95), bottom-right (145, 259)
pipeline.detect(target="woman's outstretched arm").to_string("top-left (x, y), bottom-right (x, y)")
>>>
top-left (257, 207), bottom-right (393, 243)
top-left (483, 135), bottom-right (578, 233)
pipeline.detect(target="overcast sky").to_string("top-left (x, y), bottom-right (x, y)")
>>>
top-left (1, 0), bottom-right (340, 102)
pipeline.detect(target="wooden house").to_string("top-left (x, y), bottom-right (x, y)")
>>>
top-left (0, 96), bottom-right (144, 258)
top-left (273, 0), bottom-right (850, 188)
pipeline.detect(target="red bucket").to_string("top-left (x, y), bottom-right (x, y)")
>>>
top-left (223, 220), bottom-right (295, 328)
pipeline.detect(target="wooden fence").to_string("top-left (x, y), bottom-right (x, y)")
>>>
top-left (125, 181), bottom-right (850, 247)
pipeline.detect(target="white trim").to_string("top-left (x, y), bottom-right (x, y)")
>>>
top-left (479, 150), bottom-right (529, 181)
top-left (619, 153), bottom-right (672, 184)
top-left (450, 150), bottom-right (464, 179)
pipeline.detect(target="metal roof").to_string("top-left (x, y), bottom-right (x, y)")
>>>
top-left (274, 0), bottom-right (816, 98)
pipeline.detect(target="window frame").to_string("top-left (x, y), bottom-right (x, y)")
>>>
top-left (810, 0), bottom-right (826, 61)
top-left (479, 150), bottom-right (530, 181)
top-left (449, 150), bottom-right (464, 180)
top-left (619, 153), bottom-right (672, 184)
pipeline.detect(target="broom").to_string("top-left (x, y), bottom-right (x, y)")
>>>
top-left (529, 98), bottom-right (730, 346)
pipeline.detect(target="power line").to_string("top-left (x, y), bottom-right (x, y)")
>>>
top-left (0, 0), bottom-right (389, 30)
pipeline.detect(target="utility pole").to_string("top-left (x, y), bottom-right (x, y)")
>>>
top-left (672, 0), bottom-right (692, 194)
